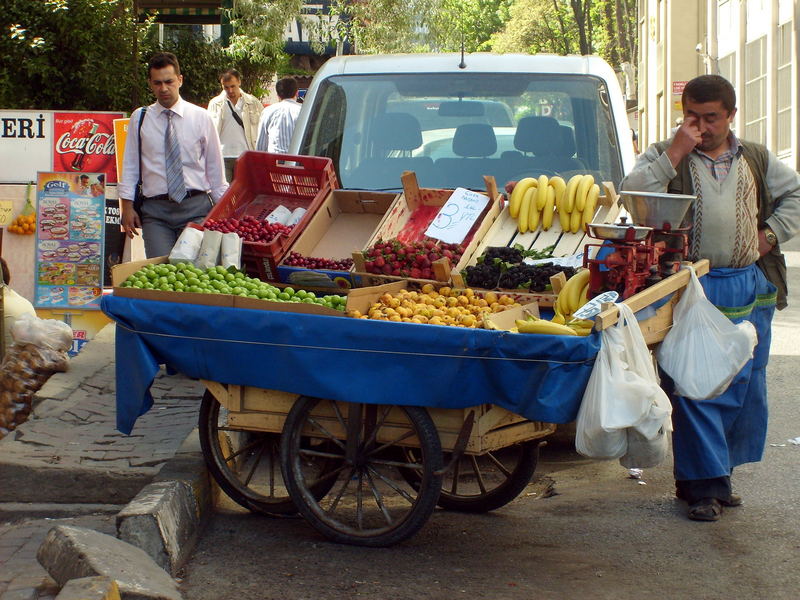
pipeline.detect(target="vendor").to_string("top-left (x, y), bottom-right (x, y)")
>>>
top-left (621, 75), bottom-right (800, 522)
top-left (1, 257), bottom-right (36, 356)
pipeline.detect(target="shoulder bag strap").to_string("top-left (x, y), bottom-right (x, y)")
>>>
top-left (226, 100), bottom-right (245, 129)
top-left (137, 107), bottom-right (147, 189)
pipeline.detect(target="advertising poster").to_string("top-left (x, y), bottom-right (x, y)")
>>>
top-left (113, 118), bottom-right (130, 178)
top-left (52, 112), bottom-right (123, 183)
top-left (34, 172), bottom-right (105, 310)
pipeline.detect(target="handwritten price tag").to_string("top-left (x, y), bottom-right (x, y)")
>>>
top-left (0, 200), bottom-right (13, 227)
top-left (425, 187), bottom-right (489, 244)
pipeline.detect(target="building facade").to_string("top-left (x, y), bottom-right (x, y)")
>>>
top-left (637, 0), bottom-right (798, 170)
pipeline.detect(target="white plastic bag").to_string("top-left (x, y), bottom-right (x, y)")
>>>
top-left (656, 267), bottom-right (757, 400)
top-left (169, 226), bottom-right (204, 264)
top-left (575, 303), bottom-right (672, 460)
top-left (10, 313), bottom-right (73, 351)
top-left (195, 229), bottom-right (223, 270)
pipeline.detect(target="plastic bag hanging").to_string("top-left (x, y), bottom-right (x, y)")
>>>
top-left (656, 266), bottom-right (757, 400)
top-left (8, 181), bottom-right (36, 235)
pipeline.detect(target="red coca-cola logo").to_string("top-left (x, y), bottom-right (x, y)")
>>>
top-left (53, 112), bottom-right (123, 183)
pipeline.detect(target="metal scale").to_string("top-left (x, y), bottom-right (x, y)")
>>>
top-left (582, 191), bottom-right (696, 299)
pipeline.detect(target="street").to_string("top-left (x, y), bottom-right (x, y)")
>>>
top-left (178, 240), bottom-right (800, 600)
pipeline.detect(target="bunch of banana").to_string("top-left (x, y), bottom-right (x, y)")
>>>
top-left (515, 317), bottom-right (577, 336)
top-left (509, 174), bottom-right (601, 234)
top-left (554, 268), bottom-right (590, 320)
top-left (558, 174), bottom-right (600, 234)
top-left (508, 175), bottom-right (563, 233)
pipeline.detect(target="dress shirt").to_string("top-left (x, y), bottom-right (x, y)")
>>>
top-left (218, 96), bottom-right (249, 159)
top-left (119, 97), bottom-right (228, 203)
top-left (256, 99), bottom-right (301, 153)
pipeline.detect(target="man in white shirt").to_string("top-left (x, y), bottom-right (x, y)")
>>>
top-left (119, 52), bottom-right (228, 258)
top-left (256, 77), bottom-right (301, 154)
top-left (207, 69), bottom-right (264, 181)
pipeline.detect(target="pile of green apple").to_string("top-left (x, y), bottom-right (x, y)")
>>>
top-left (119, 262), bottom-right (348, 311)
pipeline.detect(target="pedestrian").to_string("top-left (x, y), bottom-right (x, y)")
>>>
top-left (1, 257), bottom-right (36, 357)
top-left (207, 68), bottom-right (264, 182)
top-left (621, 74), bottom-right (800, 522)
top-left (255, 77), bottom-right (301, 154)
top-left (119, 52), bottom-right (228, 258)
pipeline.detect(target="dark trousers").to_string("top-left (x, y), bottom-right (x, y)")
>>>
top-left (141, 192), bottom-right (213, 258)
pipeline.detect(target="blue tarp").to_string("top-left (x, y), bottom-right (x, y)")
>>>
top-left (101, 295), bottom-right (601, 435)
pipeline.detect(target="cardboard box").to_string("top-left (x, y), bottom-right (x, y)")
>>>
top-left (111, 256), bottom-right (344, 317)
top-left (277, 189), bottom-right (398, 290)
top-left (351, 172), bottom-right (504, 286)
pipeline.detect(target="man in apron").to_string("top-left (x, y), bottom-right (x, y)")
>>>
top-left (621, 75), bottom-right (800, 521)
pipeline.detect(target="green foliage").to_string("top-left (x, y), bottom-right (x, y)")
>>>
top-left (0, 0), bottom-right (152, 111)
top-left (222, 0), bottom-right (302, 96)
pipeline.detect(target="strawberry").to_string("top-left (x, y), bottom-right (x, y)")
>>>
top-left (381, 264), bottom-right (393, 275)
top-left (421, 268), bottom-right (433, 279)
top-left (410, 267), bottom-right (422, 279)
top-left (374, 256), bottom-right (386, 268)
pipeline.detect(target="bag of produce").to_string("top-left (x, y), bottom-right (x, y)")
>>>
top-left (575, 303), bottom-right (672, 461)
top-left (195, 229), bottom-right (223, 270)
top-left (0, 314), bottom-right (72, 438)
top-left (169, 226), bottom-right (203, 264)
top-left (656, 267), bottom-right (757, 400)
top-left (220, 232), bottom-right (242, 270)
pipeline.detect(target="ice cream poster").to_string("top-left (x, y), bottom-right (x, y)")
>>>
top-left (34, 171), bottom-right (105, 309)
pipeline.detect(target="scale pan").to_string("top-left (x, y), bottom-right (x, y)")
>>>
top-left (588, 223), bottom-right (652, 240)
top-left (619, 190), bottom-right (695, 228)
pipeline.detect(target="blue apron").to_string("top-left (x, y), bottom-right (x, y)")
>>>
top-left (670, 263), bottom-right (777, 481)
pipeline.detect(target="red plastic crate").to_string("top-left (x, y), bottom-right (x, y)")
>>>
top-left (205, 151), bottom-right (338, 280)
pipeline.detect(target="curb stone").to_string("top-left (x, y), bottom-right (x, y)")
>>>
top-left (55, 576), bottom-right (120, 600)
top-left (116, 429), bottom-right (211, 577)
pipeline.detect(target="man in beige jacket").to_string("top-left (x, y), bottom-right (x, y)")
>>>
top-left (207, 69), bottom-right (264, 181)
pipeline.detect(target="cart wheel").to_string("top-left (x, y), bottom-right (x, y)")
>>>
top-left (281, 397), bottom-right (443, 547)
top-left (198, 390), bottom-right (338, 516)
top-left (402, 441), bottom-right (540, 513)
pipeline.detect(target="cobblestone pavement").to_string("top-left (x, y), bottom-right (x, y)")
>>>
top-left (0, 323), bottom-right (205, 599)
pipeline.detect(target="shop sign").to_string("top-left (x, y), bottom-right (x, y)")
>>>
top-left (0, 110), bottom-right (124, 184)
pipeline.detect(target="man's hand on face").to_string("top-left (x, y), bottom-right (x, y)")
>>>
top-left (666, 116), bottom-right (703, 167)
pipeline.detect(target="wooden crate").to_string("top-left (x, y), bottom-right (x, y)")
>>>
top-left (204, 381), bottom-right (555, 455)
top-left (451, 182), bottom-right (621, 304)
top-left (351, 172), bottom-right (504, 286)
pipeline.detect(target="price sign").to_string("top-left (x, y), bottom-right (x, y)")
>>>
top-left (0, 200), bottom-right (12, 227)
top-left (425, 187), bottom-right (489, 244)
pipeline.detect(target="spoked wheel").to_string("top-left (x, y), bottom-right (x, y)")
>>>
top-left (281, 397), bottom-right (443, 547)
top-left (402, 441), bottom-right (540, 513)
top-left (198, 390), bottom-right (338, 516)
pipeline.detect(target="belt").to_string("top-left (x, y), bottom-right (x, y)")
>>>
top-left (144, 189), bottom-right (207, 203)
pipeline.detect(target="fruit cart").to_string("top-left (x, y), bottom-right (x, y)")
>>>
top-left (101, 253), bottom-right (707, 547)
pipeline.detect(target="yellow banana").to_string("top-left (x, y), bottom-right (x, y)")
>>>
top-left (558, 191), bottom-right (571, 230)
top-left (536, 175), bottom-right (549, 210)
top-left (518, 185), bottom-right (535, 233)
top-left (570, 208), bottom-right (582, 233)
top-left (552, 312), bottom-right (566, 324)
top-left (582, 184), bottom-right (600, 231)
top-left (578, 282), bottom-right (589, 309)
top-left (575, 174), bottom-right (594, 212)
top-left (560, 269), bottom-right (590, 314)
top-left (516, 319), bottom-right (578, 336)
top-left (564, 174), bottom-right (583, 213)
top-left (567, 326), bottom-right (593, 336)
top-left (542, 186), bottom-right (555, 230)
top-left (528, 205), bottom-right (541, 232)
top-left (548, 176), bottom-right (566, 207)
top-left (509, 177), bottom-right (536, 219)
top-left (567, 318), bottom-right (594, 329)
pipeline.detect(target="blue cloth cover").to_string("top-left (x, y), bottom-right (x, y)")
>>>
top-left (670, 264), bottom-right (777, 480)
top-left (101, 295), bottom-right (601, 434)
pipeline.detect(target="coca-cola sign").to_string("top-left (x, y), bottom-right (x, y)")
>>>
top-left (53, 112), bottom-right (123, 183)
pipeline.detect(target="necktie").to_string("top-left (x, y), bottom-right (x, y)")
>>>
top-left (164, 109), bottom-right (187, 203)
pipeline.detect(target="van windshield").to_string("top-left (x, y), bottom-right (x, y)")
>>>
top-left (298, 72), bottom-right (624, 191)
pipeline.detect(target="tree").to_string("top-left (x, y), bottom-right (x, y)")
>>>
top-left (222, 0), bottom-right (303, 96)
top-left (0, 0), bottom-right (153, 111)
top-left (488, 0), bottom-right (637, 72)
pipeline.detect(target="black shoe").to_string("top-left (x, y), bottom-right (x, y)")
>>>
top-left (687, 498), bottom-right (723, 521)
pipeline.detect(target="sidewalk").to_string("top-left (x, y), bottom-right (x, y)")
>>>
top-left (0, 323), bottom-right (205, 599)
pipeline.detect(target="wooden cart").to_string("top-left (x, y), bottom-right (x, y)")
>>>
top-left (200, 382), bottom-right (555, 547)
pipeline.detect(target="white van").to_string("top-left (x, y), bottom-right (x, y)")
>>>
top-left (290, 53), bottom-right (635, 191)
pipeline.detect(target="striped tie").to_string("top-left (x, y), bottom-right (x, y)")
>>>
top-left (164, 109), bottom-right (187, 203)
